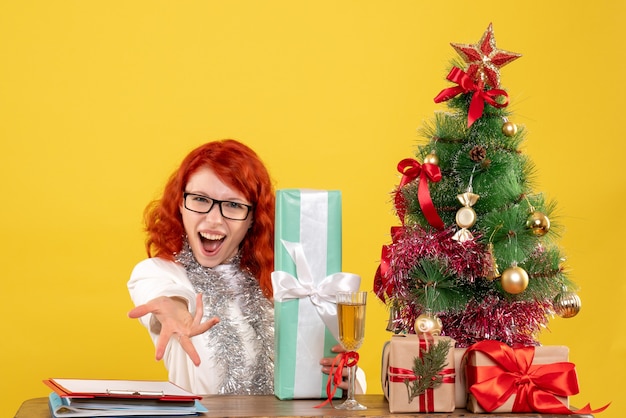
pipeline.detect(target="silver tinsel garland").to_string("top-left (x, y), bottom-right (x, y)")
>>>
top-left (176, 242), bottom-right (274, 395)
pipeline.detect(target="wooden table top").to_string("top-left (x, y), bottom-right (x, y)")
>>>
top-left (15, 394), bottom-right (593, 418)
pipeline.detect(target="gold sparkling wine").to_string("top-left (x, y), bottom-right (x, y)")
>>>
top-left (338, 302), bottom-right (366, 351)
top-left (335, 291), bottom-right (367, 410)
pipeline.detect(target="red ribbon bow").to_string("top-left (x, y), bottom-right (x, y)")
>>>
top-left (315, 351), bottom-right (359, 408)
top-left (465, 340), bottom-right (610, 415)
top-left (395, 158), bottom-right (444, 230)
top-left (373, 227), bottom-right (403, 301)
top-left (434, 67), bottom-right (509, 127)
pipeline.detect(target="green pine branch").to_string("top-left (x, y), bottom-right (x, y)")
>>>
top-left (404, 339), bottom-right (452, 403)
top-left (407, 257), bottom-right (468, 312)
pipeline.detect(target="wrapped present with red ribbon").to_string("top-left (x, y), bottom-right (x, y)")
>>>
top-left (381, 334), bottom-right (456, 413)
top-left (453, 347), bottom-right (468, 409)
top-left (464, 340), bottom-right (610, 414)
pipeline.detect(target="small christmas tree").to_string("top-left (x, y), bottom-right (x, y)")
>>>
top-left (374, 23), bottom-right (581, 347)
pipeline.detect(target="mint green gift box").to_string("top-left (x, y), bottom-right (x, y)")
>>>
top-left (272, 189), bottom-right (360, 400)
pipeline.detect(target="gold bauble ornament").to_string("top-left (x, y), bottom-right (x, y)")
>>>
top-left (423, 152), bottom-right (439, 166)
top-left (500, 265), bottom-right (529, 294)
top-left (452, 191), bottom-right (480, 243)
top-left (526, 211), bottom-right (551, 236)
top-left (502, 121), bottom-right (518, 137)
top-left (455, 206), bottom-right (477, 229)
top-left (553, 292), bottom-right (581, 318)
top-left (414, 311), bottom-right (443, 336)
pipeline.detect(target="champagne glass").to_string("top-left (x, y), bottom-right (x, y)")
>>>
top-left (335, 291), bottom-right (367, 410)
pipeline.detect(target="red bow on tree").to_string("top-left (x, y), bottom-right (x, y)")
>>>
top-left (395, 158), bottom-right (444, 230)
top-left (373, 226), bottom-right (403, 301)
top-left (434, 67), bottom-right (509, 127)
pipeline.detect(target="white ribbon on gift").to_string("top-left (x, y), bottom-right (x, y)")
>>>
top-left (272, 239), bottom-right (361, 340)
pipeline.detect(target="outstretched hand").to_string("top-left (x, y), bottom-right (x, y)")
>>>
top-left (128, 293), bottom-right (219, 366)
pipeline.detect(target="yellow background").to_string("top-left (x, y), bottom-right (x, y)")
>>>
top-left (1, 1), bottom-right (624, 417)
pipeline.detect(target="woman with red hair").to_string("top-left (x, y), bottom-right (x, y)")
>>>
top-left (127, 139), bottom-right (365, 397)
top-left (127, 139), bottom-right (276, 395)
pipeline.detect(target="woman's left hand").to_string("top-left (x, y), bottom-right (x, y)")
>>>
top-left (319, 344), bottom-right (349, 390)
top-left (128, 293), bottom-right (218, 366)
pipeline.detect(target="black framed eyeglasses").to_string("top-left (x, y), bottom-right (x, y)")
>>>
top-left (183, 192), bottom-right (253, 221)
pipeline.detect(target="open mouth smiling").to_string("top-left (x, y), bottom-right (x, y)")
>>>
top-left (199, 232), bottom-right (225, 253)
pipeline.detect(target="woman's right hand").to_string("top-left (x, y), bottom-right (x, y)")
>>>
top-left (128, 293), bottom-right (219, 366)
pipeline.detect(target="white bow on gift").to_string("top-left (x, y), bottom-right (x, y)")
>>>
top-left (271, 239), bottom-right (361, 340)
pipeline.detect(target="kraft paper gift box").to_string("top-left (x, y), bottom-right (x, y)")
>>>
top-left (454, 347), bottom-right (467, 408)
top-left (464, 340), bottom-right (575, 414)
top-left (271, 189), bottom-right (361, 400)
top-left (381, 334), bottom-right (456, 413)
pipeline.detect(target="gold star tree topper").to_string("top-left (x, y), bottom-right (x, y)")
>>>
top-left (451, 23), bottom-right (522, 88)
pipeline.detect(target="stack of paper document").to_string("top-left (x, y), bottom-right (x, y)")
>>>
top-left (44, 378), bottom-right (207, 417)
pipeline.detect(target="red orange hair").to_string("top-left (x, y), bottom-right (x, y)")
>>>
top-left (143, 139), bottom-right (275, 299)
